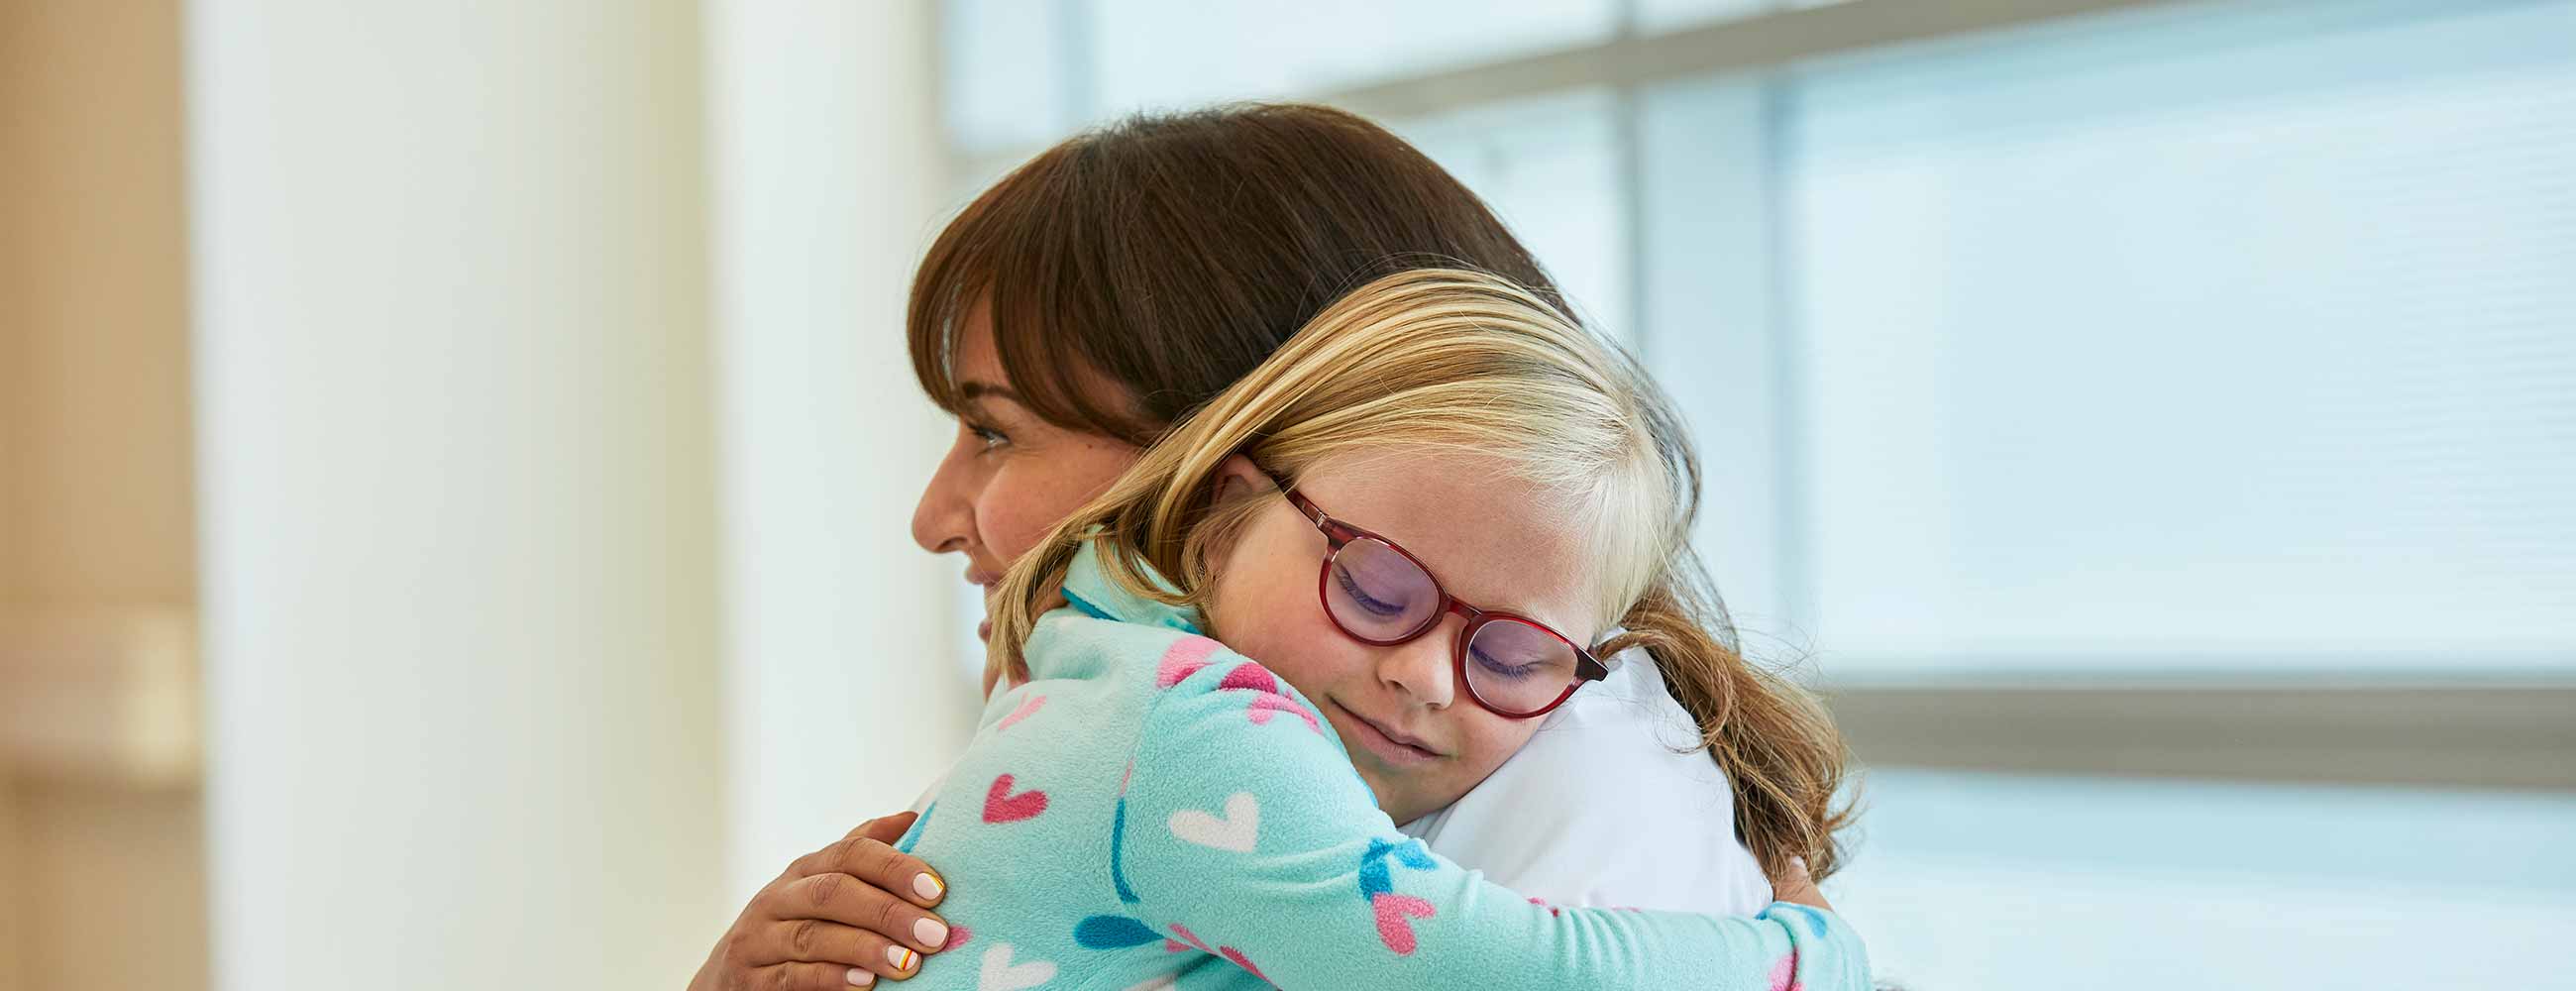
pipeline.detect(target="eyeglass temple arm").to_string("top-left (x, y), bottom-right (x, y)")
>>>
top-left (1283, 488), bottom-right (1332, 530)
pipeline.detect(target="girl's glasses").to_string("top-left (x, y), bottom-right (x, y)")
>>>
top-left (1283, 489), bottom-right (1609, 719)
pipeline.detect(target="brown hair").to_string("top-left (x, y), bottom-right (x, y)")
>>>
top-left (907, 102), bottom-right (1566, 445)
top-left (978, 267), bottom-right (1856, 882)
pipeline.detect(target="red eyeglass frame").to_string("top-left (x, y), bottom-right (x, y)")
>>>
top-left (1283, 488), bottom-right (1610, 719)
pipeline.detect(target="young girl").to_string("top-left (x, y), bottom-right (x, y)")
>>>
top-left (892, 269), bottom-right (1869, 989)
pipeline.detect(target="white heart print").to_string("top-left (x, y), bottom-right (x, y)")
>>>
top-left (1167, 792), bottom-right (1259, 852)
top-left (979, 942), bottom-right (1056, 991)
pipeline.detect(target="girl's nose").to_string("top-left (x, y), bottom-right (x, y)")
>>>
top-left (1375, 621), bottom-right (1458, 710)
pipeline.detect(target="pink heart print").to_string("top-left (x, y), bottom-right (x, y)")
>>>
top-left (1164, 923), bottom-right (1263, 979)
top-left (943, 924), bottom-right (974, 951)
top-left (998, 694), bottom-right (1046, 730)
top-left (981, 773), bottom-right (1047, 824)
top-left (1770, 949), bottom-right (1802, 991)
top-left (1370, 893), bottom-right (1438, 955)
top-left (1217, 946), bottom-right (1269, 982)
top-left (1217, 664), bottom-right (1278, 694)
top-left (1154, 636), bottom-right (1222, 688)
top-left (1244, 693), bottom-right (1320, 732)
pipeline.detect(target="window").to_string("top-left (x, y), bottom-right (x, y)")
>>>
top-left (934, 2), bottom-right (2576, 985)
top-left (1397, 88), bottom-right (1635, 343)
top-left (1771, 0), bottom-right (2576, 676)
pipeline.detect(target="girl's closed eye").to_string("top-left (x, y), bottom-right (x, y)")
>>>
top-left (1333, 562), bottom-right (1412, 617)
top-left (1469, 644), bottom-right (1546, 681)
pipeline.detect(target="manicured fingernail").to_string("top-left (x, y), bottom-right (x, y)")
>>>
top-left (912, 872), bottom-right (944, 901)
top-left (914, 917), bottom-right (948, 949)
top-left (887, 945), bottom-right (917, 972)
top-left (845, 967), bottom-right (874, 987)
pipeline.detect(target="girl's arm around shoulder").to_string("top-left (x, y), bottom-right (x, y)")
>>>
top-left (1104, 641), bottom-right (1871, 990)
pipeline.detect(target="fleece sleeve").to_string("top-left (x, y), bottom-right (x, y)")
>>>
top-left (1102, 637), bottom-right (1872, 990)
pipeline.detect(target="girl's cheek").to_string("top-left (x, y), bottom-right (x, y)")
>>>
top-left (1450, 716), bottom-right (1541, 781)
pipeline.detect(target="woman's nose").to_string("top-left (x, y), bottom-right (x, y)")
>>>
top-left (912, 437), bottom-right (978, 554)
top-left (1375, 623), bottom-right (1458, 710)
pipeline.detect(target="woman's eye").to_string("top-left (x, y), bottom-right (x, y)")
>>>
top-left (966, 422), bottom-right (1009, 450)
top-left (1334, 566), bottom-right (1411, 617)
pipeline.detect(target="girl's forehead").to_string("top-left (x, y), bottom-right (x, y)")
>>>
top-left (1290, 451), bottom-right (1605, 636)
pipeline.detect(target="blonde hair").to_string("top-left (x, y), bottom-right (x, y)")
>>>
top-left (988, 269), bottom-right (1857, 879)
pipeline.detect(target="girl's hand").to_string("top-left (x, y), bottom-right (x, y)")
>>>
top-left (1771, 856), bottom-right (1834, 912)
top-left (691, 812), bottom-right (953, 990)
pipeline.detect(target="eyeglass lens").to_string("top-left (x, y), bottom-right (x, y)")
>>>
top-left (1322, 537), bottom-right (1580, 715)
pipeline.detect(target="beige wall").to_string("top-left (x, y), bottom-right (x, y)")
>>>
top-left (1, 0), bottom-right (197, 608)
top-left (7, 785), bottom-right (206, 990)
top-left (0, 0), bottom-right (208, 989)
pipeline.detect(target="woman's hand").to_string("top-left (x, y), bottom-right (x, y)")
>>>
top-left (691, 812), bottom-right (954, 990)
top-left (1770, 856), bottom-right (1834, 912)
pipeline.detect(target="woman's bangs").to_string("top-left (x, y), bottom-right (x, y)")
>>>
top-left (907, 152), bottom-right (1139, 441)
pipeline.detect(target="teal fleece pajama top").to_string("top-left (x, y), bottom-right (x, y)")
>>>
top-left (895, 544), bottom-right (1872, 990)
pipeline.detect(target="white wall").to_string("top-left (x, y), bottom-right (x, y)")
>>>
top-left (701, 0), bottom-right (978, 901)
top-left (186, 2), bottom-right (726, 987)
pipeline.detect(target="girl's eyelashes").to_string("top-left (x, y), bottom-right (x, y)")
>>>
top-left (1335, 567), bottom-right (1410, 617)
top-left (1470, 646), bottom-right (1543, 681)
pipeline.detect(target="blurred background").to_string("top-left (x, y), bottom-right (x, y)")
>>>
top-left (2, 0), bottom-right (2571, 988)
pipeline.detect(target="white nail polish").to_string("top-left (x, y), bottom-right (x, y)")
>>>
top-left (912, 872), bottom-right (944, 901)
top-left (915, 917), bottom-right (949, 948)
top-left (845, 966), bottom-right (874, 986)
top-left (888, 945), bottom-right (917, 972)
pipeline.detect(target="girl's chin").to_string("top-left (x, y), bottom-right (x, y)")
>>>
top-left (1352, 768), bottom-right (1435, 826)
top-left (977, 617), bottom-right (993, 641)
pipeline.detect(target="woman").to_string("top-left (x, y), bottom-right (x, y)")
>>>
top-left (881, 268), bottom-right (1868, 990)
top-left (692, 104), bottom-right (1854, 990)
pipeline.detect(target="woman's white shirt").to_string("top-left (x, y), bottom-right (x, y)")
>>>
top-left (1396, 650), bottom-right (1775, 916)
